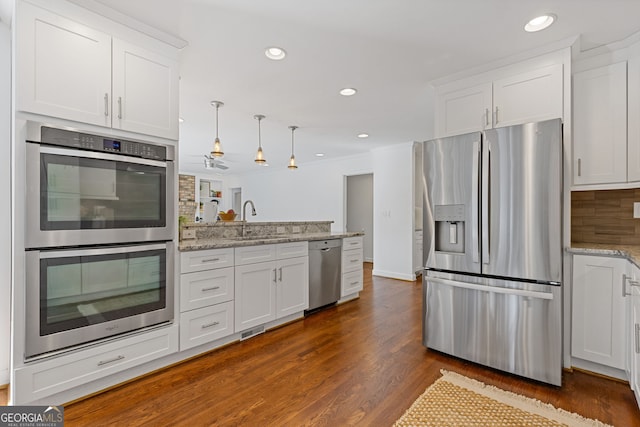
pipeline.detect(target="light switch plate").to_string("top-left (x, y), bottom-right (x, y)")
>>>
top-left (634, 202), bottom-right (640, 218)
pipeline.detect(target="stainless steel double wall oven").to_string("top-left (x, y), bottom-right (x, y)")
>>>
top-left (24, 122), bottom-right (175, 359)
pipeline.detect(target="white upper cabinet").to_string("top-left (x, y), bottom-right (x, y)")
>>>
top-left (492, 64), bottom-right (563, 128)
top-left (435, 64), bottom-right (563, 137)
top-left (436, 83), bottom-right (492, 137)
top-left (16, 2), bottom-right (179, 140)
top-left (17, 2), bottom-right (112, 128)
top-left (628, 56), bottom-right (640, 182)
top-left (573, 62), bottom-right (628, 186)
top-left (112, 39), bottom-right (179, 139)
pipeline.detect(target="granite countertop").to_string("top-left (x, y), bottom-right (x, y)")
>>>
top-left (567, 243), bottom-right (640, 269)
top-left (179, 231), bottom-right (364, 251)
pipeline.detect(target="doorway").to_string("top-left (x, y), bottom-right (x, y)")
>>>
top-left (231, 188), bottom-right (242, 213)
top-left (346, 174), bottom-right (373, 262)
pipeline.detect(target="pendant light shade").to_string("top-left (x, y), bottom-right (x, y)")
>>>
top-left (288, 125), bottom-right (298, 170)
top-left (254, 114), bottom-right (266, 164)
top-left (210, 101), bottom-right (224, 158)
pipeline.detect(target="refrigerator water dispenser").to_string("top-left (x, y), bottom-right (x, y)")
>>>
top-left (434, 204), bottom-right (465, 253)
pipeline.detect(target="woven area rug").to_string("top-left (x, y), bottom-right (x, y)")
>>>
top-left (394, 370), bottom-right (612, 427)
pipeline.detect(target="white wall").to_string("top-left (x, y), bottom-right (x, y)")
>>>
top-left (1, 18), bottom-right (11, 386)
top-left (346, 173), bottom-right (373, 261)
top-left (372, 142), bottom-right (416, 281)
top-left (224, 153), bottom-right (373, 232)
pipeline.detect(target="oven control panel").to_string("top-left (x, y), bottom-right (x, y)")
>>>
top-left (38, 126), bottom-right (169, 161)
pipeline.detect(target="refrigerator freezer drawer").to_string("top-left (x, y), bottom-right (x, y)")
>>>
top-left (423, 274), bottom-right (562, 386)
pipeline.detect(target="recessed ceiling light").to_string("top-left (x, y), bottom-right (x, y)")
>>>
top-left (315, 153), bottom-right (325, 157)
top-left (357, 133), bottom-right (369, 138)
top-left (265, 47), bottom-right (286, 60)
top-left (525, 14), bottom-right (556, 32)
top-left (340, 88), bottom-right (357, 96)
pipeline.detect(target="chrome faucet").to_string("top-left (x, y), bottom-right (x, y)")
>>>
top-left (242, 200), bottom-right (257, 237)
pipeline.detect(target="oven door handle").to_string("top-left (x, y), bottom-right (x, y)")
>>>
top-left (36, 144), bottom-right (168, 168)
top-left (37, 242), bottom-right (170, 259)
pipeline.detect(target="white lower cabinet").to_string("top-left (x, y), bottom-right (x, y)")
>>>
top-left (178, 250), bottom-right (236, 350)
top-left (341, 236), bottom-right (364, 297)
top-left (628, 264), bottom-right (640, 407)
top-left (572, 254), bottom-right (627, 369)
top-left (234, 242), bottom-right (309, 332)
top-left (13, 325), bottom-right (178, 404)
top-left (179, 301), bottom-right (234, 350)
top-left (234, 261), bottom-right (277, 331)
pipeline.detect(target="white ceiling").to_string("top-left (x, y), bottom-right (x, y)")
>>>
top-left (93, 0), bottom-right (640, 175)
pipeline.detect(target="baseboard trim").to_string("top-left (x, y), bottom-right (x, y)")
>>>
top-left (372, 269), bottom-right (416, 282)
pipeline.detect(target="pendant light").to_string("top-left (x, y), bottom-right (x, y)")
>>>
top-left (288, 125), bottom-right (298, 169)
top-left (254, 114), bottom-right (266, 164)
top-left (210, 100), bottom-right (224, 158)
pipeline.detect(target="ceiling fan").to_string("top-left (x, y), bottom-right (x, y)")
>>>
top-left (203, 154), bottom-right (229, 170)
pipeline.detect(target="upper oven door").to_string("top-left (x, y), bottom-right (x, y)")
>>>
top-left (26, 142), bottom-right (175, 248)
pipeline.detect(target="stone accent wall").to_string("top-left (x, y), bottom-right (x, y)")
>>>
top-left (178, 174), bottom-right (197, 219)
top-left (571, 189), bottom-right (640, 245)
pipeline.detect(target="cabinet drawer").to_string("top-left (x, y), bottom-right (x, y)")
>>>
top-left (342, 249), bottom-right (364, 273)
top-left (179, 301), bottom-right (234, 351)
top-left (343, 236), bottom-right (363, 251)
top-left (276, 241), bottom-right (308, 259)
top-left (13, 325), bottom-right (178, 404)
top-left (342, 269), bottom-right (363, 297)
top-left (180, 248), bottom-right (234, 273)
top-left (180, 267), bottom-right (234, 312)
top-left (235, 244), bottom-right (277, 266)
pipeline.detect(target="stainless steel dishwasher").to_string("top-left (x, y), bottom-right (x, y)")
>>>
top-left (306, 239), bottom-right (342, 313)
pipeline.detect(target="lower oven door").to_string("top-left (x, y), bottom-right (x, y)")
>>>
top-left (423, 270), bottom-right (562, 386)
top-left (25, 242), bottom-right (174, 359)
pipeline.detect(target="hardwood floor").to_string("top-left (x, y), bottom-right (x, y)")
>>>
top-left (46, 264), bottom-right (640, 425)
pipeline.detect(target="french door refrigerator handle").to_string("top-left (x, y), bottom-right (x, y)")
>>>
top-left (482, 143), bottom-right (490, 264)
top-left (471, 140), bottom-right (480, 263)
top-left (427, 277), bottom-right (554, 300)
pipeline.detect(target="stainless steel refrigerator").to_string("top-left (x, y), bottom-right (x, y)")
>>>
top-left (422, 118), bottom-right (563, 386)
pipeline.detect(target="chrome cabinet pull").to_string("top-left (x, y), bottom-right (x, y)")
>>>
top-left (350, 281), bottom-right (359, 286)
top-left (273, 269), bottom-right (277, 283)
top-left (97, 354), bottom-right (125, 366)
top-left (494, 106), bottom-right (499, 125)
top-left (201, 321), bottom-right (220, 329)
top-left (577, 158), bottom-right (582, 177)
top-left (622, 274), bottom-right (632, 297)
top-left (278, 267), bottom-right (283, 281)
top-left (201, 258), bottom-right (220, 263)
top-left (201, 286), bottom-right (220, 292)
top-left (484, 108), bottom-right (489, 127)
top-left (104, 93), bottom-right (109, 117)
top-left (117, 97), bottom-right (123, 119)
top-left (636, 323), bottom-right (640, 354)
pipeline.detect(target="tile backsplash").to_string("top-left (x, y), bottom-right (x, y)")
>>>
top-left (571, 189), bottom-right (640, 245)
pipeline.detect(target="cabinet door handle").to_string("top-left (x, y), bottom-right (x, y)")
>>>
top-left (117, 97), bottom-right (123, 119)
top-left (484, 108), bottom-right (489, 127)
top-left (350, 281), bottom-right (359, 286)
top-left (201, 258), bottom-right (220, 263)
top-left (273, 268), bottom-right (277, 283)
top-left (97, 354), bottom-right (125, 366)
top-left (636, 323), bottom-right (640, 354)
top-left (201, 286), bottom-right (220, 292)
top-left (278, 267), bottom-right (283, 282)
top-left (494, 106), bottom-right (499, 125)
top-left (577, 158), bottom-right (582, 177)
top-left (622, 274), bottom-right (631, 297)
top-left (201, 321), bottom-right (220, 329)
top-left (104, 93), bottom-right (109, 117)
